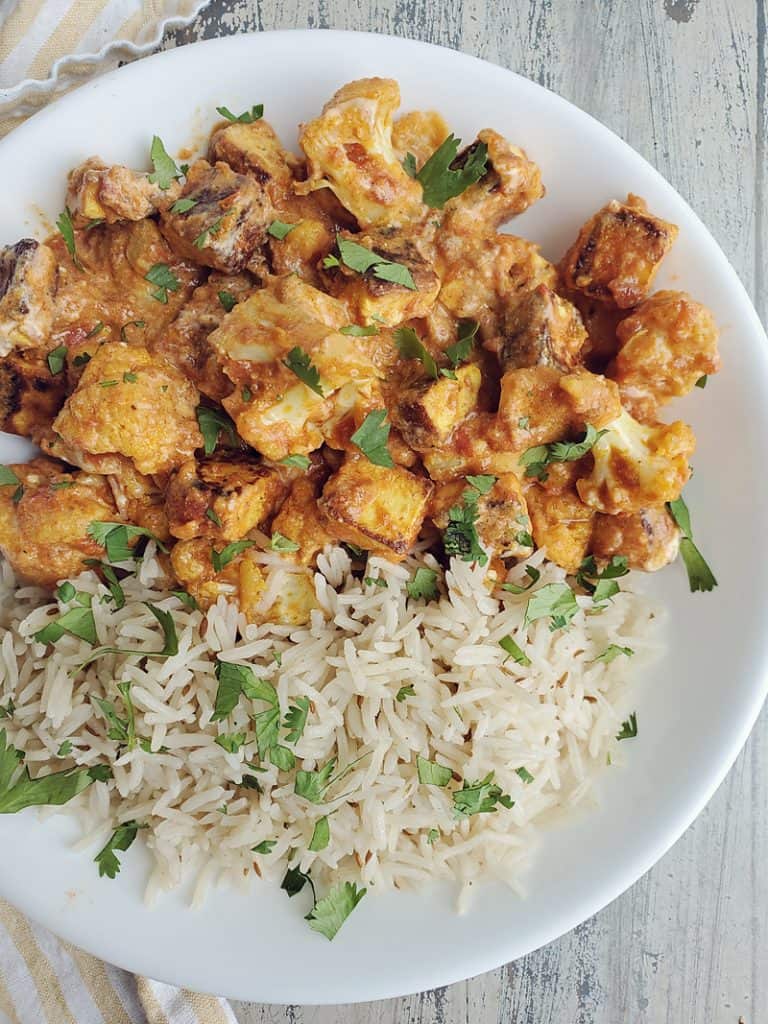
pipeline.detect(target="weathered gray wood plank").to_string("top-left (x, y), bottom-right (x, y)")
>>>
top-left (164, 2), bottom-right (766, 1021)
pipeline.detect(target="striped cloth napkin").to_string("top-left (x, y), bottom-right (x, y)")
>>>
top-left (0, 8), bottom-right (241, 1021)
top-left (0, 899), bottom-right (238, 1023)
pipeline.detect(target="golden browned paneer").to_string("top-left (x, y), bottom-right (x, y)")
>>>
top-left (430, 474), bottom-right (533, 559)
top-left (52, 342), bottom-right (203, 477)
top-left (48, 219), bottom-right (202, 347)
top-left (208, 119), bottom-right (297, 202)
top-left (436, 231), bottom-right (557, 340)
top-left (499, 285), bottom-right (587, 372)
top-left (391, 363), bottom-right (481, 450)
top-left (209, 282), bottom-right (377, 460)
top-left (268, 219), bottom-right (335, 287)
top-left (0, 348), bottom-right (66, 441)
top-left (159, 159), bottom-right (271, 273)
top-left (560, 194), bottom-right (678, 308)
top-left (609, 290), bottom-right (720, 419)
top-left (524, 483), bottom-right (594, 573)
top-left (148, 272), bottom-right (257, 401)
top-left (442, 129), bottom-right (544, 231)
top-left (392, 110), bottom-right (450, 167)
top-left (321, 231), bottom-right (440, 326)
top-left (169, 538), bottom-right (317, 625)
top-left (296, 78), bottom-right (426, 230)
top-left (0, 458), bottom-right (118, 587)
top-left (319, 456), bottom-right (433, 559)
top-left (0, 240), bottom-right (57, 356)
top-left (270, 471), bottom-right (334, 565)
top-left (166, 454), bottom-right (287, 542)
top-left (496, 366), bottom-right (622, 452)
top-left (65, 158), bottom-right (171, 226)
top-left (591, 507), bottom-right (680, 572)
top-left (422, 412), bottom-right (521, 482)
top-left (576, 409), bottom-right (695, 514)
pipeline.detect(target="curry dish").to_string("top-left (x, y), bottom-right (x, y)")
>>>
top-left (0, 77), bottom-right (720, 619)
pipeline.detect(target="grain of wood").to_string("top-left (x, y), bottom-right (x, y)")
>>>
top-left (164, 2), bottom-right (767, 1020)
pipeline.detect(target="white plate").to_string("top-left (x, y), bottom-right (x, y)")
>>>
top-left (0, 30), bottom-right (766, 1005)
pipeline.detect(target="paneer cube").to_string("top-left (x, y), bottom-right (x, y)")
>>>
top-left (609, 289), bottom-right (720, 419)
top-left (208, 119), bottom-right (297, 201)
top-left (318, 456), bottom-right (433, 559)
top-left (166, 454), bottom-right (288, 542)
top-left (391, 364), bottom-right (481, 450)
top-left (159, 159), bottom-right (271, 273)
top-left (321, 231), bottom-right (440, 326)
top-left (66, 158), bottom-right (170, 225)
top-left (53, 342), bottom-right (203, 476)
top-left (0, 240), bottom-right (57, 356)
top-left (430, 473), bottom-right (533, 559)
top-left (268, 218), bottom-right (335, 286)
top-left (524, 483), bottom-right (594, 573)
top-left (499, 285), bottom-right (587, 372)
top-left (270, 472), bottom-right (334, 565)
top-left (0, 348), bottom-right (66, 441)
top-left (559, 194), bottom-right (678, 308)
top-left (421, 412), bottom-right (521, 482)
top-left (591, 507), bottom-right (680, 572)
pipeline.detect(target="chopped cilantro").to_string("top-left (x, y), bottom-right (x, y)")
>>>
top-left (339, 324), bottom-right (379, 336)
top-left (395, 684), bottom-right (415, 702)
top-left (95, 820), bottom-right (142, 878)
top-left (87, 522), bottom-right (168, 561)
top-left (308, 815), bottom-right (330, 852)
top-left (593, 644), bottom-right (634, 664)
top-left (252, 839), bottom-right (276, 855)
top-left (667, 495), bottom-right (717, 593)
top-left (267, 220), bottom-right (296, 240)
top-left (323, 235), bottom-right (416, 290)
top-left (501, 565), bottom-right (540, 594)
top-left (193, 217), bottom-right (224, 249)
top-left (47, 345), bottom-right (67, 375)
top-left (306, 881), bottom-right (366, 940)
top-left (452, 772), bottom-right (513, 818)
top-left (499, 635), bottom-right (531, 666)
top-left (413, 134), bottom-right (488, 208)
top-left (616, 712), bottom-right (638, 740)
top-left (280, 454), bottom-right (311, 470)
top-left (147, 136), bottom-right (180, 190)
top-left (283, 696), bottom-right (310, 744)
top-left (215, 732), bottom-right (247, 753)
top-left (216, 103), bottom-right (263, 123)
top-left (695, 375), bottom-right (707, 389)
top-left (350, 409), bottom-right (393, 467)
top-left (211, 539), bottom-right (255, 573)
top-left (196, 404), bottom-right (238, 455)
top-left (416, 755), bottom-right (452, 787)
top-left (515, 767), bottom-right (535, 784)
top-left (406, 567), bottom-right (439, 601)
top-left (145, 262), bottom-right (181, 303)
top-left (444, 319), bottom-right (478, 368)
top-left (465, 474), bottom-right (496, 494)
top-left (56, 208), bottom-right (82, 269)
top-left (520, 424), bottom-right (607, 481)
top-left (206, 507), bottom-right (222, 527)
top-left (394, 327), bottom-right (438, 379)
top-left (524, 582), bottom-right (579, 630)
top-left (270, 532), bottom-right (300, 552)
top-left (0, 730), bottom-right (109, 814)
top-left (218, 290), bottom-right (237, 313)
top-left (283, 346), bottom-right (324, 396)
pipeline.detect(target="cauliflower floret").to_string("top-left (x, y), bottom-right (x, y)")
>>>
top-left (296, 78), bottom-right (425, 229)
top-left (609, 290), bottom-right (720, 419)
top-left (576, 408), bottom-right (695, 514)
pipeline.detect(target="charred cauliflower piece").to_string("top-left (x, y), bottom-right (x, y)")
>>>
top-left (391, 364), bottom-right (481, 450)
top-left (560, 194), bottom-right (678, 308)
top-left (270, 470), bottom-right (334, 565)
top-left (52, 342), bottom-right (203, 477)
top-left (148, 272), bottom-right (257, 401)
top-left (576, 409), bottom-right (695, 514)
top-left (0, 240), bottom-right (57, 356)
top-left (524, 483), bottom-right (594, 574)
top-left (66, 158), bottom-right (170, 225)
top-left (321, 231), bottom-right (440, 325)
top-left (160, 159), bottom-right (271, 273)
top-left (442, 129), bottom-right (544, 231)
top-left (609, 290), bottom-right (720, 418)
top-left (430, 474), bottom-right (532, 559)
top-left (591, 507), bottom-right (680, 572)
top-left (0, 458), bottom-right (117, 587)
top-left (0, 348), bottom-right (66, 441)
top-left (208, 119), bottom-right (296, 202)
top-left (297, 77), bottom-right (425, 230)
top-left (166, 454), bottom-right (288, 542)
top-left (319, 456), bottom-right (433, 559)
top-left (499, 285), bottom-right (587, 372)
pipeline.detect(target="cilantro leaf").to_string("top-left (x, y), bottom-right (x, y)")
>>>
top-left (171, 589), bottom-right (198, 610)
top-left (695, 375), bottom-right (707, 389)
top-left (592, 579), bottom-right (620, 604)
top-left (0, 699), bottom-right (15, 720)
top-left (406, 567), bottom-right (439, 602)
top-left (56, 208), bottom-right (82, 269)
top-left (516, 767), bottom-right (535, 784)
top-left (283, 696), bottom-right (310, 744)
top-left (206, 507), bottom-right (222, 527)
top-left (170, 197), bottom-right (198, 214)
top-left (270, 532), bottom-right (300, 552)
top-left (193, 217), bottom-right (225, 249)
top-left (211, 539), bottom-right (255, 573)
top-left (524, 583), bottom-right (579, 630)
top-left (147, 136), bottom-right (180, 190)
top-left (667, 496), bottom-right (717, 593)
top-left (465, 474), bottom-right (496, 494)
top-left (87, 521), bottom-right (168, 561)
top-left (402, 152), bottom-right (418, 177)
top-left (520, 424), bottom-right (607, 481)
top-left (416, 755), bottom-right (452, 787)
top-left (218, 290), bottom-right (237, 313)
top-left (442, 490), bottom-right (487, 566)
top-left (444, 319), bottom-right (478, 368)
top-left (306, 881), bottom-right (366, 941)
top-left (0, 466), bottom-right (20, 487)
top-left (81, 559), bottom-right (125, 609)
top-left (339, 324), bottom-right (379, 336)
top-left (426, 828), bottom-right (439, 844)
top-left (616, 712), bottom-right (638, 740)
top-left (145, 263), bottom-right (181, 303)
top-left (280, 454), bottom-right (311, 470)
top-left (452, 771), bottom-right (513, 818)
top-left (0, 729), bottom-right (108, 814)
top-left (212, 660), bottom-right (262, 721)
top-left (196, 404), bottom-right (239, 456)
top-left (120, 320), bottom-right (145, 343)
top-left (33, 605), bottom-right (97, 646)
top-left (252, 839), bottom-right (276, 855)
top-left (326, 236), bottom-right (416, 291)
top-left (294, 758), bottom-right (336, 804)
top-left (281, 865), bottom-right (315, 901)
top-left (396, 684), bottom-right (415, 702)
top-left (95, 820), bottom-right (141, 879)
top-left (215, 731), bottom-right (247, 753)
top-left (594, 644), bottom-right (634, 664)
top-left (364, 576), bottom-right (387, 589)
top-left (47, 345), bottom-right (67, 375)
top-left (270, 745), bottom-right (296, 771)
top-left (501, 565), bottom-right (541, 594)
top-left (308, 815), bottom-right (330, 852)
top-left (414, 135), bottom-right (488, 208)
top-left (57, 740), bottom-right (73, 757)
top-left (253, 706), bottom-right (280, 758)
top-left (499, 635), bottom-right (531, 666)
top-left (283, 346), bottom-right (324, 396)
top-left (216, 104), bottom-right (263, 123)
top-left (350, 409), bottom-right (393, 467)
top-left (267, 220), bottom-right (296, 240)
top-left (394, 327), bottom-right (438, 379)
top-left (145, 604), bottom-right (178, 656)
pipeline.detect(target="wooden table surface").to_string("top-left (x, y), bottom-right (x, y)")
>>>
top-left (166, 3), bottom-right (767, 1021)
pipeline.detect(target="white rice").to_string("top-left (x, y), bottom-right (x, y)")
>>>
top-left (0, 544), bottom-right (662, 908)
